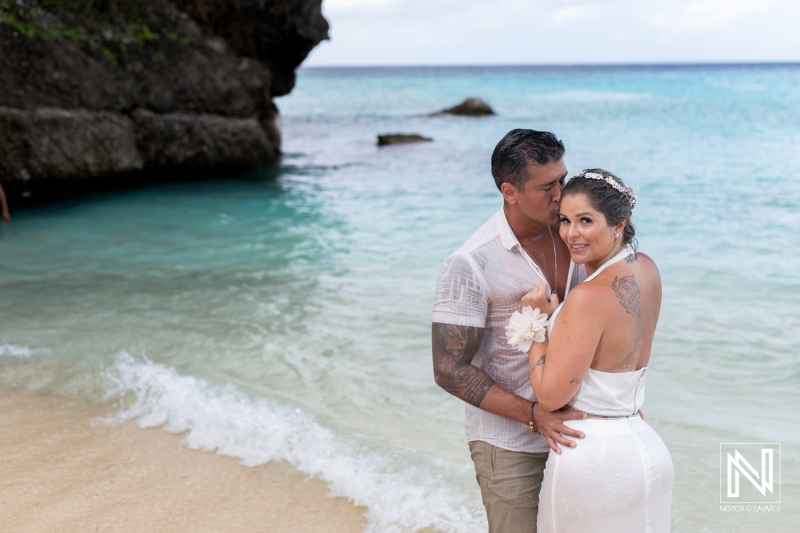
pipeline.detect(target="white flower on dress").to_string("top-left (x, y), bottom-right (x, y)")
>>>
top-left (505, 306), bottom-right (549, 353)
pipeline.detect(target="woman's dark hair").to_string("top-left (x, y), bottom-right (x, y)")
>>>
top-left (562, 168), bottom-right (637, 248)
top-left (491, 129), bottom-right (565, 191)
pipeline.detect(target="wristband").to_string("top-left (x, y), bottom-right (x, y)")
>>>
top-left (528, 401), bottom-right (539, 434)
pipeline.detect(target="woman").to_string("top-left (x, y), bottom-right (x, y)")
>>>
top-left (0, 181), bottom-right (10, 225)
top-left (519, 169), bottom-right (673, 532)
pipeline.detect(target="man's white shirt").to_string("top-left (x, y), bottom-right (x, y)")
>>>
top-left (433, 208), bottom-right (587, 453)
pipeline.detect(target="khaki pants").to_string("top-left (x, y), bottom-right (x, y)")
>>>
top-left (469, 440), bottom-right (549, 533)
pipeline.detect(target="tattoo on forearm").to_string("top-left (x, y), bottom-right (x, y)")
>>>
top-left (535, 354), bottom-right (546, 367)
top-left (432, 323), bottom-right (494, 407)
top-left (612, 274), bottom-right (642, 319)
top-left (570, 378), bottom-right (582, 385)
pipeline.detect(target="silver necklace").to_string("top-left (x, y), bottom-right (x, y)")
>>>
top-left (524, 226), bottom-right (558, 297)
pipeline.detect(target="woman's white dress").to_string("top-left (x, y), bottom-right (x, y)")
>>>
top-left (536, 248), bottom-right (673, 533)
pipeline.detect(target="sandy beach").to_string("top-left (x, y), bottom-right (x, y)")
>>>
top-left (0, 388), bottom-right (367, 533)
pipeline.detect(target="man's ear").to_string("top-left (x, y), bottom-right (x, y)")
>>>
top-left (500, 182), bottom-right (518, 204)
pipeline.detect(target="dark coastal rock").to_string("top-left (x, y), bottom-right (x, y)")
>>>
top-left (433, 97), bottom-right (495, 116)
top-left (377, 134), bottom-right (433, 146)
top-left (0, 0), bottom-right (327, 195)
top-left (0, 107), bottom-right (143, 180)
top-left (133, 109), bottom-right (273, 169)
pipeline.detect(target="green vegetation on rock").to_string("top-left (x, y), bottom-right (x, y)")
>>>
top-left (0, 0), bottom-right (188, 67)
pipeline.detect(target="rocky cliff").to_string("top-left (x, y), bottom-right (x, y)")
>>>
top-left (0, 0), bottom-right (327, 200)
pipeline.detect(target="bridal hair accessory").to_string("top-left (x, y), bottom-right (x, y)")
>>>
top-left (580, 171), bottom-right (638, 208)
top-left (505, 306), bottom-right (549, 353)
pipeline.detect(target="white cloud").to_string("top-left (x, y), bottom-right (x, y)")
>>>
top-left (651, 0), bottom-right (781, 30)
top-left (307, 0), bottom-right (800, 66)
top-left (549, 5), bottom-right (592, 24)
top-left (547, 0), bottom-right (614, 25)
top-left (323, 0), bottom-right (402, 12)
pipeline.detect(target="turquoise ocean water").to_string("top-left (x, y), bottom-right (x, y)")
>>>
top-left (2, 64), bottom-right (799, 531)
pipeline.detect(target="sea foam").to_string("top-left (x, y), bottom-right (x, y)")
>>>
top-left (103, 352), bottom-right (484, 533)
top-left (0, 343), bottom-right (38, 357)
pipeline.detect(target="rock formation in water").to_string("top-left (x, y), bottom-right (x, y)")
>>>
top-left (432, 97), bottom-right (495, 116)
top-left (0, 0), bottom-right (328, 199)
top-left (377, 133), bottom-right (433, 146)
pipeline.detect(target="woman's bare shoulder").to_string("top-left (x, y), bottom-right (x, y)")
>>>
top-left (633, 251), bottom-right (656, 266)
top-left (631, 252), bottom-right (661, 280)
top-left (562, 278), bottom-right (605, 309)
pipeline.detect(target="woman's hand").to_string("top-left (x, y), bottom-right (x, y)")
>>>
top-left (521, 283), bottom-right (559, 316)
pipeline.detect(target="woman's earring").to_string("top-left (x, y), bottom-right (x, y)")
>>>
top-left (614, 231), bottom-right (621, 237)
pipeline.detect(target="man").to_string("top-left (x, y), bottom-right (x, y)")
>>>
top-left (432, 129), bottom-right (587, 532)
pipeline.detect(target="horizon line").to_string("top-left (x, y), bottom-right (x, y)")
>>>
top-left (300, 60), bottom-right (800, 70)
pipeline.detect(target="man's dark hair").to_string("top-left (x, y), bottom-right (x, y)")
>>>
top-left (491, 129), bottom-right (565, 191)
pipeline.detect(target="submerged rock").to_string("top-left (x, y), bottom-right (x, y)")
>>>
top-left (377, 134), bottom-right (433, 146)
top-left (0, 0), bottom-right (328, 196)
top-left (433, 97), bottom-right (495, 116)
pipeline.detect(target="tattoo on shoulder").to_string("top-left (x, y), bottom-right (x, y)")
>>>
top-left (432, 323), bottom-right (494, 407)
top-left (535, 354), bottom-right (546, 367)
top-left (570, 378), bottom-right (582, 385)
top-left (612, 275), bottom-right (642, 319)
top-left (625, 253), bottom-right (639, 263)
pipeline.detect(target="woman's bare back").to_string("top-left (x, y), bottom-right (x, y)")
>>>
top-left (577, 252), bottom-right (662, 372)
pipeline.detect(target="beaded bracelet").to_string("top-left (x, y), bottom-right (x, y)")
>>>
top-left (529, 401), bottom-right (539, 434)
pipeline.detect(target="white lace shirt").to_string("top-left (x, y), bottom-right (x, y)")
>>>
top-left (432, 208), bottom-right (586, 453)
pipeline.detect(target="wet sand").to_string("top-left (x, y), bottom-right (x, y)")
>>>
top-left (0, 388), bottom-right (367, 533)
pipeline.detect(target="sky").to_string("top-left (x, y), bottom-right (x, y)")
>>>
top-left (304, 0), bottom-right (800, 66)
